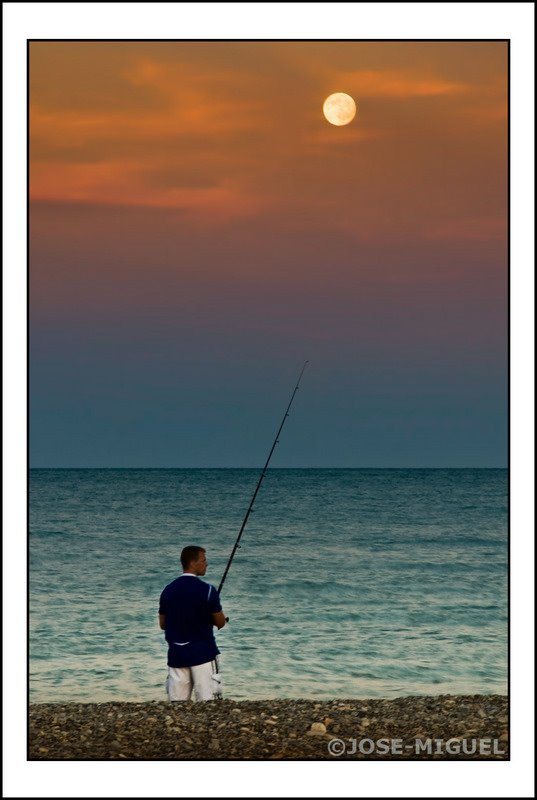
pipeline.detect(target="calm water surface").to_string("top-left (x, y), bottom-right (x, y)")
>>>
top-left (30, 469), bottom-right (508, 702)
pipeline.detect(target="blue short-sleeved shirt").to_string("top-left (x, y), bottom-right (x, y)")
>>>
top-left (158, 575), bottom-right (222, 667)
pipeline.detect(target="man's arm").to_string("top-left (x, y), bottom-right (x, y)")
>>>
top-left (212, 611), bottom-right (226, 630)
top-left (159, 613), bottom-right (166, 630)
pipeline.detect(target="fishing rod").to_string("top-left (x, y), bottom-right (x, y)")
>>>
top-left (211, 362), bottom-right (308, 697)
top-left (217, 360), bottom-right (309, 595)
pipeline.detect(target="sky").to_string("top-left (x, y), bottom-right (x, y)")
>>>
top-left (29, 40), bottom-right (508, 467)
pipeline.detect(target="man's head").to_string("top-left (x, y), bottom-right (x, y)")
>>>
top-left (180, 545), bottom-right (207, 576)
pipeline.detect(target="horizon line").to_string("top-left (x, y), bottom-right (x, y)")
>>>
top-left (29, 465), bottom-right (508, 470)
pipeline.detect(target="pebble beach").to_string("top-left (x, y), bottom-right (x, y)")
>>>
top-left (29, 694), bottom-right (508, 760)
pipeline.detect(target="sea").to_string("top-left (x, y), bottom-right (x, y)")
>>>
top-left (29, 468), bottom-right (508, 703)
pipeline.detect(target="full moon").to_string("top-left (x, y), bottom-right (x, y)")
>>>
top-left (323, 92), bottom-right (357, 126)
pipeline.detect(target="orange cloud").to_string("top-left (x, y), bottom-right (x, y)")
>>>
top-left (121, 58), bottom-right (270, 134)
top-left (306, 126), bottom-right (387, 147)
top-left (29, 46), bottom-right (506, 237)
top-left (30, 160), bottom-right (266, 220)
top-left (30, 55), bottom-right (275, 217)
top-left (336, 69), bottom-right (469, 98)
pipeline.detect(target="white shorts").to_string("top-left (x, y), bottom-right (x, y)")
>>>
top-left (166, 661), bottom-right (222, 701)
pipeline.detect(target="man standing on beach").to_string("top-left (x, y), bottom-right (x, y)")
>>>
top-left (158, 545), bottom-right (226, 701)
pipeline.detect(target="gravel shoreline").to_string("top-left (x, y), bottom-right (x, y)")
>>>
top-left (29, 694), bottom-right (508, 760)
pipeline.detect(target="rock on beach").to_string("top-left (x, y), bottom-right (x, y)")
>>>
top-left (29, 694), bottom-right (508, 760)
